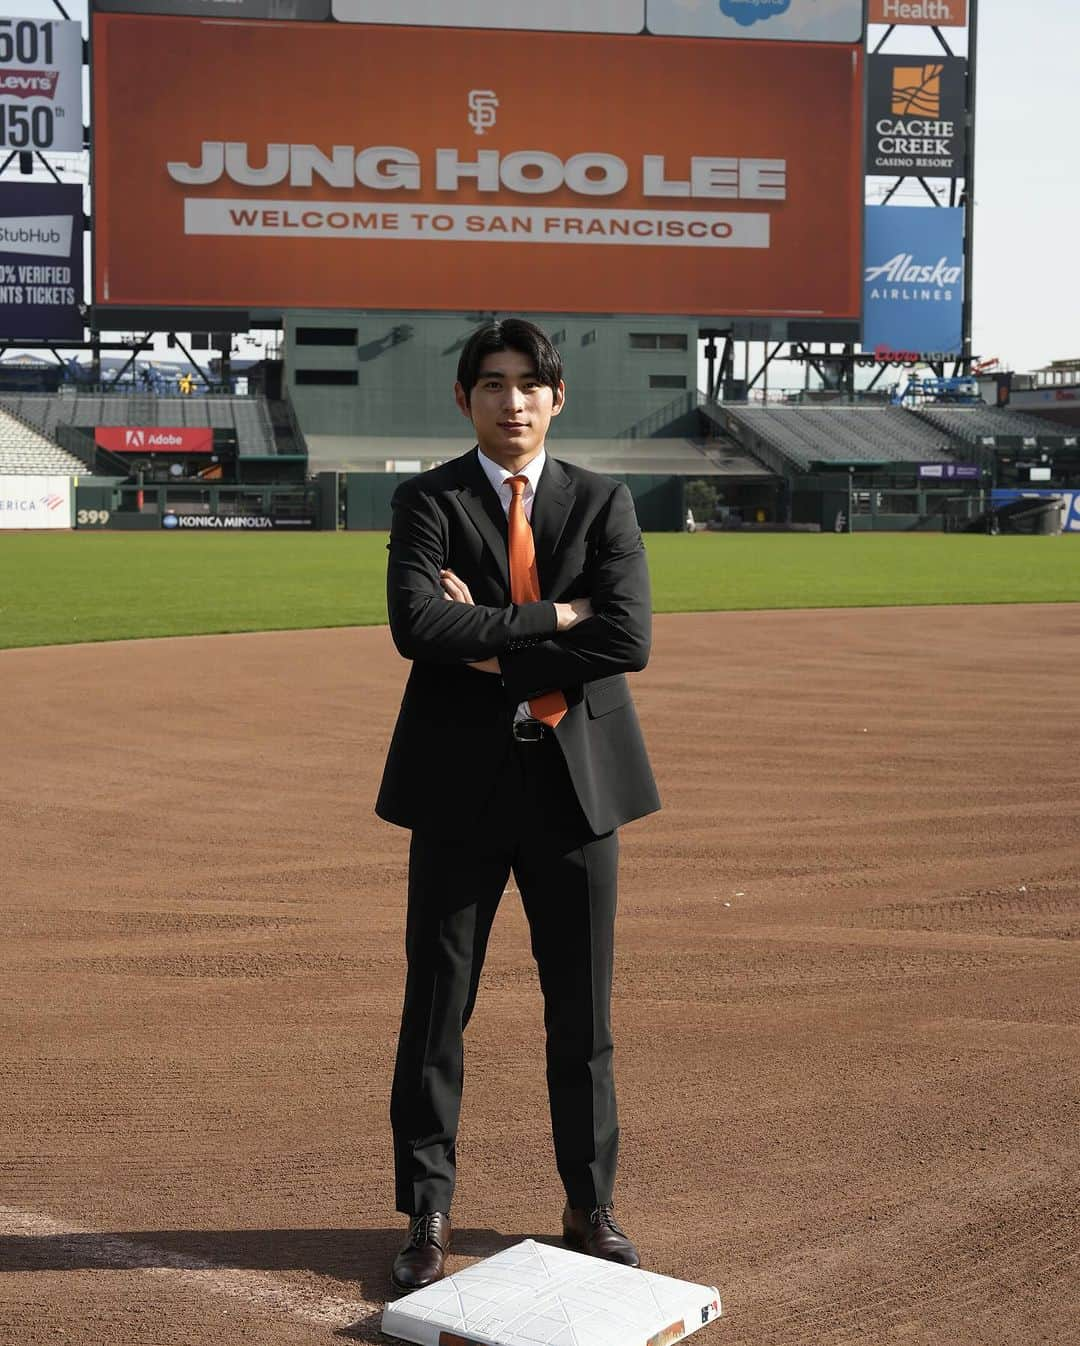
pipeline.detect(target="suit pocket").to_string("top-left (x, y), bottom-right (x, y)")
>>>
top-left (585, 674), bottom-right (631, 718)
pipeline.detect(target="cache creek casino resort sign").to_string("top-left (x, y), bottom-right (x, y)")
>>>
top-left (90, 1), bottom-right (865, 319)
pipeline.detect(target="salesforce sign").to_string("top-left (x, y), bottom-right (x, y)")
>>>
top-left (863, 205), bottom-right (963, 357)
top-left (648, 0), bottom-right (864, 40)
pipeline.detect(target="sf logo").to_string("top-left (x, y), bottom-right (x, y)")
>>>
top-left (467, 89), bottom-right (499, 136)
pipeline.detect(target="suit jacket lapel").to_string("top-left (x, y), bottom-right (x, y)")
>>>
top-left (456, 448), bottom-right (510, 593)
top-left (531, 454), bottom-right (574, 594)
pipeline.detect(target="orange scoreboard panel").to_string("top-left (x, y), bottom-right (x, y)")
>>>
top-left (92, 14), bottom-right (863, 316)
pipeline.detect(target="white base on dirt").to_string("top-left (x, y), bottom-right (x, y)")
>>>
top-left (381, 1238), bottom-right (721, 1346)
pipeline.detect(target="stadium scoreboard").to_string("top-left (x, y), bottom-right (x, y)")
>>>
top-left (89, 0), bottom-right (866, 322)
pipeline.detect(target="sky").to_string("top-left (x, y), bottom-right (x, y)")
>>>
top-left (3, 0), bottom-right (1077, 377)
top-left (876, 0), bottom-right (1080, 371)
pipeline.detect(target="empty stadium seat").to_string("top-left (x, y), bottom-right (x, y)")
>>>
top-left (912, 404), bottom-right (1067, 443)
top-left (0, 405), bottom-right (92, 475)
top-left (725, 405), bottom-right (956, 472)
top-left (0, 391), bottom-right (280, 456)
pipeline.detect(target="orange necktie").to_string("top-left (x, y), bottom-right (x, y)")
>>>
top-left (507, 475), bottom-right (567, 728)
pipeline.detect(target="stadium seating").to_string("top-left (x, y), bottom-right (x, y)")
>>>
top-left (554, 438), bottom-right (750, 476)
top-left (911, 404), bottom-right (1068, 443)
top-left (0, 393), bottom-right (278, 455)
top-left (304, 435), bottom-right (742, 477)
top-left (725, 405), bottom-right (956, 472)
top-left (0, 404), bottom-right (92, 476)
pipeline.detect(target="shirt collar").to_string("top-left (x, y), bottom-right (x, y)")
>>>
top-left (476, 445), bottom-right (547, 499)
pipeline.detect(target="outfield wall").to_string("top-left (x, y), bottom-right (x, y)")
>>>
top-left (73, 482), bottom-right (320, 530)
top-left (342, 471), bottom-right (685, 532)
top-left (1, 476), bottom-right (74, 530)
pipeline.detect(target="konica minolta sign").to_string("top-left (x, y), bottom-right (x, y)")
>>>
top-left (862, 205), bottom-right (963, 357)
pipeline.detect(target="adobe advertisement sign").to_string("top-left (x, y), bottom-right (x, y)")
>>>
top-left (647, 0), bottom-right (863, 42)
top-left (863, 206), bottom-right (963, 356)
top-left (92, 15), bottom-right (863, 318)
top-left (869, 0), bottom-right (967, 26)
top-left (96, 426), bottom-right (214, 453)
top-left (0, 17), bottom-right (82, 153)
top-left (867, 55), bottom-right (966, 177)
top-left (0, 183), bottom-right (83, 339)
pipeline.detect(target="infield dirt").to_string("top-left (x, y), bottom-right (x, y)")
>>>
top-left (2, 605), bottom-right (1078, 1345)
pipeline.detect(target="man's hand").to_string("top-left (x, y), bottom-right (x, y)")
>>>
top-left (468, 656), bottom-right (501, 674)
top-left (554, 597), bottom-right (594, 632)
top-left (440, 571), bottom-right (499, 673)
top-left (440, 569), bottom-right (474, 605)
top-left (440, 569), bottom-right (589, 666)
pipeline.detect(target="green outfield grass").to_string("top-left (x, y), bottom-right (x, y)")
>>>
top-left (1, 531), bottom-right (1078, 650)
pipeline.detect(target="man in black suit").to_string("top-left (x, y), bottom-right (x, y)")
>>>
top-left (376, 318), bottom-right (659, 1292)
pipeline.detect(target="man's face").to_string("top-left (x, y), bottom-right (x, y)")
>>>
top-left (455, 348), bottom-right (565, 467)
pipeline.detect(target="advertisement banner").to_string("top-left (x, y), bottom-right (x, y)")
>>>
top-left (0, 182), bottom-right (83, 339)
top-left (92, 14), bottom-right (864, 318)
top-left (647, 0), bottom-right (863, 42)
top-left (0, 473), bottom-right (72, 529)
top-left (863, 206), bottom-right (963, 356)
top-left (0, 17), bottom-right (82, 153)
top-left (331, 0), bottom-right (643, 32)
top-left (992, 490), bottom-right (1080, 534)
top-left (161, 512), bottom-right (315, 529)
top-left (96, 426), bottom-right (213, 453)
top-left (918, 463), bottom-right (979, 480)
top-left (867, 54), bottom-right (965, 177)
top-left (868, 0), bottom-right (967, 26)
top-left (94, 0), bottom-right (330, 18)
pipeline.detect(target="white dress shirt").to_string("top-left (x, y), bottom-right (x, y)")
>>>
top-left (476, 445), bottom-right (548, 721)
top-left (477, 444), bottom-right (546, 525)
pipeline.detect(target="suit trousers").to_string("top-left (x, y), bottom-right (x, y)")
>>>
top-left (390, 730), bottom-right (620, 1217)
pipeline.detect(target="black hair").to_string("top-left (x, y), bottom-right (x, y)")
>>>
top-left (456, 318), bottom-right (563, 405)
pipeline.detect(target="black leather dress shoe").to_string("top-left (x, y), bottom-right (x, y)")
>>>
top-left (391, 1212), bottom-right (451, 1292)
top-left (562, 1203), bottom-right (640, 1267)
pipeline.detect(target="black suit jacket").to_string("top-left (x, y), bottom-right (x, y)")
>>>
top-left (375, 448), bottom-right (660, 839)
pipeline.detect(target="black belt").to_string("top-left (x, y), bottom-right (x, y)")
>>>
top-left (512, 718), bottom-right (548, 742)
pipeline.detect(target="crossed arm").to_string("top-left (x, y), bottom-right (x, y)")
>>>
top-left (386, 479), bottom-right (652, 696)
top-left (437, 570), bottom-right (592, 674)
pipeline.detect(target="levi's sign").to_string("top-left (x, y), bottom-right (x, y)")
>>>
top-left (92, 15), bottom-right (864, 318)
top-left (96, 427), bottom-right (214, 454)
top-left (0, 19), bottom-right (83, 153)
